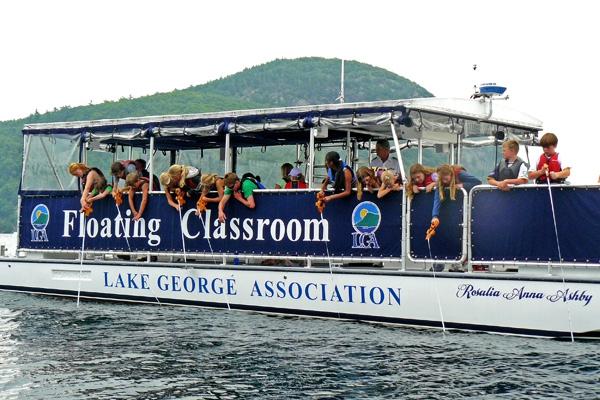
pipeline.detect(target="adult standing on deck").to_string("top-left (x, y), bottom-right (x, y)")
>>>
top-left (370, 139), bottom-right (401, 176)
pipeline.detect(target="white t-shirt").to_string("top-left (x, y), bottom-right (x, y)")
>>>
top-left (186, 166), bottom-right (199, 178)
top-left (370, 156), bottom-right (401, 173)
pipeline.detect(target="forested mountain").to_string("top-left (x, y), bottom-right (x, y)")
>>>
top-left (0, 57), bottom-right (432, 232)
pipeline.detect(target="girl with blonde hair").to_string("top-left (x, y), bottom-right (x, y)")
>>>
top-left (431, 164), bottom-right (481, 226)
top-left (159, 164), bottom-right (200, 210)
top-left (68, 162), bottom-right (112, 212)
top-left (356, 167), bottom-right (381, 200)
top-left (199, 173), bottom-right (225, 204)
top-left (377, 170), bottom-right (402, 199)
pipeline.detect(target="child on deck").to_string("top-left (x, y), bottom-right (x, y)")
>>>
top-left (320, 151), bottom-right (356, 203)
top-left (275, 163), bottom-right (294, 189)
top-left (377, 170), bottom-right (402, 199)
top-left (218, 172), bottom-right (262, 222)
top-left (406, 164), bottom-right (437, 199)
top-left (134, 159), bottom-right (161, 190)
top-left (110, 160), bottom-right (137, 190)
top-left (431, 164), bottom-right (481, 226)
top-left (356, 167), bottom-right (381, 200)
top-left (68, 163), bottom-right (113, 212)
top-left (199, 173), bottom-right (226, 205)
top-left (125, 172), bottom-right (149, 221)
top-left (528, 132), bottom-right (571, 184)
top-left (487, 140), bottom-right (529, 191)
top-left (284, 167), bottom-right (308, 189)
top-left (159, 164), bottom-right (201, 210)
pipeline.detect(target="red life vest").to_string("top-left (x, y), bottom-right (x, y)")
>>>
top-left (285, 180), bottom-right (308, 189)
top-left (536, 153), bottom-right (562, 183)
top-left (423, 173), bottom-right (435, 186)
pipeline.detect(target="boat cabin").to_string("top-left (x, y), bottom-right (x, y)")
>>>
top-left (16, 96), bottom-right (600, 272)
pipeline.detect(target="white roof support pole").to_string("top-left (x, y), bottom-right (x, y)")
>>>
top-left (417, 138), bottom-right (423, 164)
top-left (368, 139), bottom-right (373, 164)
top-left (296, 144), bottom-right (301, 165)
top-left (351, 139), bottom-right (358, 171)
top-left (224, 132), bottom-right (231, 175)
top-left (148, 135), bottom-right (155, 192)
top-left (389, 122), bottom-right (406, 183)
top-left (82, 139), bottom-right (88, 165)
top-left (346, 131), bottom-right (351, 165)
top-left (308, 128), bottom-right (316, 189)
top-left (128, 146), bottom-right (133, 162)
top-left (456, 135), bottom-right (462, 165)
top-left (450, 143), bottom-right (455, 165)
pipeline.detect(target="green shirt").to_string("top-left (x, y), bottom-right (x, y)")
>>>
top-left (224, 179), bottom-right (258, 199)
top-left (91, 185), bottom-right (113, 196)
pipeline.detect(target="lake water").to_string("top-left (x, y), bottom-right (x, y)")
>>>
top-left (0, 290), bottom-right (599, 399)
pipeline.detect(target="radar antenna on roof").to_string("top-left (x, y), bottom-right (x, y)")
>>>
top-left (470, 64), bottom-right (509, 100)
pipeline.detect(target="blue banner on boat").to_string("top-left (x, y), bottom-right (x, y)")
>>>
top-left (19, 190), bottom-right (403, 259)
top-left (470, 186), bottom-right (600, 263)
top-left (408, 190), bottom-right (465, 261)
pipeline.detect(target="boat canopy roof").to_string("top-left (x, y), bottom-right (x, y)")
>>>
top-left (22, 97), bottom-right (543, 150)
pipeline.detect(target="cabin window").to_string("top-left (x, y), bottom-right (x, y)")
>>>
top-left (176, 149), bottom-right (222, 178)
top-left (21, 134), bottom-right (80, 191)
top-left (234, 145), bottom-right (302, 188)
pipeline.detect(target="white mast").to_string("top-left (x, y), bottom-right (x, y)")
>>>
top-left (336, 59), bottom-right (345, 104)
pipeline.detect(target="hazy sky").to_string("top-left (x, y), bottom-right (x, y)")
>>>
top-left (1, 0), bottom-right (598, 182)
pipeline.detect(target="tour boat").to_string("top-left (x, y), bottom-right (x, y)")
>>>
top-left (2, 95), bottom-right (599, 339)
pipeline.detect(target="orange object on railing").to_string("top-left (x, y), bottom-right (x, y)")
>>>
top-left (175, 188), bottom-right (186, 206)
top-left (112, 190), bottom-right (123, 206)
top-left (83, 205), bottom-right (93, 217)
top-left (196, 197), bottom-right (207, 214)
top-left (315, 192), bottom-right (326, 214)
top-left (425, 218), bottom-right (440, 241)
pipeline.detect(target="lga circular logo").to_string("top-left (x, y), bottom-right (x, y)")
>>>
top-left (351, 201), bottom-right (381, 234)
top-left (31, 204), bottom-right (50, 230)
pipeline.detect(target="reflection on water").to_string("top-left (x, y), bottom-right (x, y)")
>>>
top-left (0, 291), bottom-right (599, 399)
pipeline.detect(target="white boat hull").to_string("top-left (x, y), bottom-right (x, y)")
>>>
top-left (1, 258), bottom-right (598, 338)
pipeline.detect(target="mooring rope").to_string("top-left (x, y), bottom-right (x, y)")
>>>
top-left (76, 214), bottom-right (87, 308)
top-left (545, 174), bottom-right (574, 342)
top-left (427, 238), bottom-right (447, 336)
top-left (320, 211), bottom-right (341, 319)
top-left (116, 195), bottom-right (162, 305)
